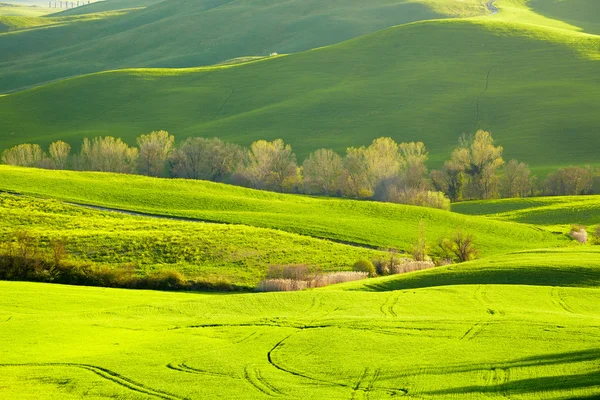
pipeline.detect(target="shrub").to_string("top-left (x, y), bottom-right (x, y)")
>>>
top-left (389, 261), bottom-right (435, 275)
top-left (265, 264), bottom-right (315, 281)
top-left (570, 225), bottom-right (588, 244)
top-left (411, 220), bottom-right (427, 261)
top-left (257, 279), bottom-right (308, 292)
top-left (593, 226), bottom-right (600, 245)
top-left (308, 272), bottom-right (368, 288)
top-left (436, 231), bottom-right (478, 263)
top-left (353, 259), bottom-right (376, 277)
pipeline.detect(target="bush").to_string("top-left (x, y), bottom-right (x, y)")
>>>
top-left (436, 231), bottom-right (478, 263)
top-left (593, 226), bottom-right (600, 245)
top-left (570, 225), bottom-right (588, 244)
top-left (353, 259), bottom-right (376, 277)
top-left (265, 264), bottom-right (315, 281)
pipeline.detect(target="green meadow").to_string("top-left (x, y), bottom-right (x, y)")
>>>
top-left (1, 274), bottom-right (599, 399)
top-left (0, 193), bottom-right (382, 287)
top-left (0, 13), bottom-right (598, 170)
top-left (453, 195), bottom-right (600, 231)
top-left (2, 0), bottom-right (600, 398)
top-left (0, 166), bottom-right (568, 255)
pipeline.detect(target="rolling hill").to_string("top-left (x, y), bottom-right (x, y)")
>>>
top-left (0, 0), bottom-right (488, 92)
top-left (0, 166), bottom-right (569, 256)
top-left (1, 12), bottom-right (599, 169)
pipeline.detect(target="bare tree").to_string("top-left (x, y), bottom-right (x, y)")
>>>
top-left (169, 137), bottom-right (242, 181)
top-left (544, 166), bottom-right (594, 195)
top-left (302, 148), bottom-right (343, 195)
top-left (236, 139), bottom-right (297, 192)
top-left (399, 141), bottom-right (428, 190)
top-left (501, 159), bottom-right (534, 198)
top-left (136, 130), bottom-right (174, 177)
top-left (1, 144), bottom-right (45, 167)
top-left (78, 137), bottom-right (138, 173)
top-left (340, 147), bottom-right (371, 198)
top-left (451, 130), bottom-right (504, 199)
top-left (48, 140), bottom-right (71, 170)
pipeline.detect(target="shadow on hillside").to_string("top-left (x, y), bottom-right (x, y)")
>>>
top-left (360, 266), bottom-right (600, 291)
top-left (416, 349), bottom-right (600, 398)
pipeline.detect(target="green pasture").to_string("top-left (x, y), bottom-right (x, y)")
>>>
top-left (0, 16), bottom-right (598, 169)
top-left (0, 166), bottom-right (570, 255)
top-left (1, 277), bottom-right (599, 399)
top-left (0, 0), bottom-right (486, 92)
top-left (0, 5), bottom-right (52, 17)
top-left (453, 195), bottom-right (600, 231)
top-left (0, 194), bottom-right (381, 287)
top-left (335, 248), bottom-right (600, 291)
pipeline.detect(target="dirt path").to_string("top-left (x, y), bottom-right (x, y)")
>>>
top-left (486, 0), bottom-right (499, 15)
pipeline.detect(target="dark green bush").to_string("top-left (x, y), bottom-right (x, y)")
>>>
top-left (353, 259), bottom-right (376, 277)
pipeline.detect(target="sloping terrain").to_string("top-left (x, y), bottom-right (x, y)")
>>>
top-left (452, 195), bottom-right (600, 230)
top-left (0, 194), bottom-right (382, 287)
top-left (0, 0), bottom-right (487, 92)
top-left (0, 166), bottom-right (568, 255)
top-left (1, 15), bottom-right (598, 168)
top-left (1, 278), bottom-right (599, 399)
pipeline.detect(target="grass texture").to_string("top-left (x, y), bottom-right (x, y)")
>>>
top-left (0, 277), bottom-right (599, 399)
top-left (452, 195), bottom-right (600, 231)
top-left (0, 166), bottom-right (569, 255)
top-left (0, 193), bottom-right (382, 287)
top-left (1, 16), bottom-right (599, 169)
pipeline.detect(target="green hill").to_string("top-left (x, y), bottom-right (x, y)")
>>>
top-left (529, 0), bottom-right (600, 34)
top-left (334, 248), bottom-right (600, 291)
top-left (452, 195), bottom-right (600, 231)
top-left (1, 16), bottom-right (599, 169)
top-left (0, 0), bottom-right (486, 92)
top-left (1, 279), bottom-right (599, 399)
top-left (0, 193), bottom-right (381, 287)
top-left (52, 0), bottom-right (165, 16)
top-left (0, 166), bottom-right (568, 256)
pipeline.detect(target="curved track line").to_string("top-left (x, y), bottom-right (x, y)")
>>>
top-left (244, 365), bottom-right (282, 397)
top-left (0, 363), bottom-right (185, 400)
top-left (551, 287), bottom-right (576, 314)
top-left (166, 362), bottom-right (237, 379)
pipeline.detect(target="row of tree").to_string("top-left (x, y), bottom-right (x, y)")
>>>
top-left (1, 130), bottom-right (597, 206)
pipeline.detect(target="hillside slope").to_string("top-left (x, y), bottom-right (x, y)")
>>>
top-left (1, 17), bottom-right (599, 169)
top-left (0, 0), bottom-right (487, 92)
top-left (0, 166), bottom-right (568, 255)
top-left (1, 280), bottom-right (600, 399)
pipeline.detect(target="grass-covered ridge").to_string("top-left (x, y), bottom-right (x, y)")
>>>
top-left (0, 0), bottom-right (487, 92)
top-left (334, 248), bottom-right (600, 291)
top-left (1, 17), bottom-right (599, 169)
top-left (452, 195), bottom-right (600, 230)
top-left (1, 280), bottom-right (599, 399)
top-left (0, 166), bottom-right (568, 255)
top-left (0, 194), bottom-right (382, 287)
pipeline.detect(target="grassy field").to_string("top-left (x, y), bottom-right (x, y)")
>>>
top-left (0, 4), bottom-right (52, 17)
top-left (1, 273), bottom-right (599, 399)
top-left (452, 195), bottom-right (600, 231)
top-left (0, 193), bottom-right (382, 287)
top-left (335, 247), bottom-right (600, 291)
top-left (1, 15), bottom-right (599, 170)
top-left (0, 166), bottom-right (570, 255)
top-left (0, 0), bottom-right (486, 92)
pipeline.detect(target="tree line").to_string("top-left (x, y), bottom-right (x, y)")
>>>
top-left (2, 130), bottom-right (597, 207)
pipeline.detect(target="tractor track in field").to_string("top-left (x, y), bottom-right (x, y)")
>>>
top-left (380, 293), bottom-right (399, 318)
top-left (475, 70), bottom-right (491, 128)
top-left (214, 87), bottom-right (235, 117)
top-left (551, 287), bottom-right (576, 314)
top-left (166, 362), bottom-right (236, 379)
top-left (243, 365), bottom-right (283, 397)
top-left (0, 363), bottom-right (186, 400)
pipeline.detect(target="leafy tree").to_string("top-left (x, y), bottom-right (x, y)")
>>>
top-left (1, 144), bottom-right (45, 167)
top-left (365, 137), bottom-right (402, 189)
top-left (340, 147), bottom-right (371, 198)
top-left (302, 148), bottom-right (343, 195)
top-left (399, 141), bottom-right (428, 190)
top-left (48, 141), bottom-right (71, 170)
top-left (452, 130), bottom-right (504, 199)
top-left (136, 130), bottom-right (174, 177)
top-left (78, 137), bottom-right (138, 173)
top-left (236, 139), bottom-right (297, 192)
top-left (430, 159), bottom-right (465, 202)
